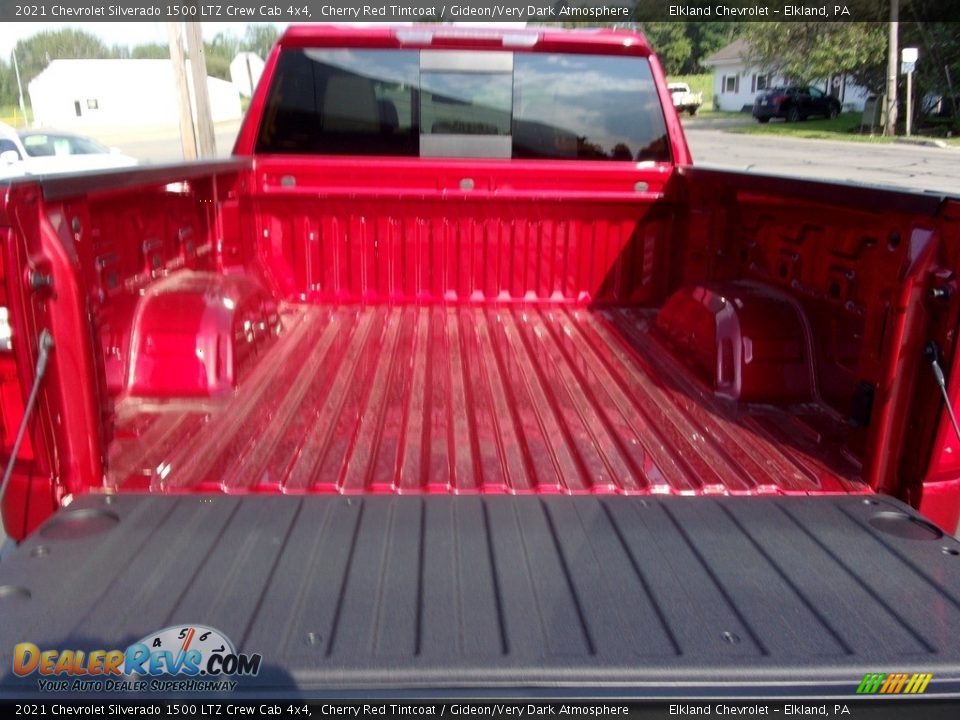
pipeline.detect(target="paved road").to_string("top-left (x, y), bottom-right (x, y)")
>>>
top-left (85, 122), bottom-right (243, 164)
top-left (683, 120), bottom-right (960, 195)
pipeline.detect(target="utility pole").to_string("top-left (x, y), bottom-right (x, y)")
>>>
top-left (884, 0), bottom-right (899, 136)
top-left (167, 22), bottom-right (197, 161)
top-left (184, 22), bottom-right (217, 159)
top-left (11, 49), bottom-right (28, 126)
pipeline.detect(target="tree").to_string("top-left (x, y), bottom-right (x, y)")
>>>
top-left (131, 43), bottom-right (169, 60)
top-left (899, 22), bottom-right (960, 129)
top-left (549, 20), bottom-right (744, 75)
top-left (743, 22), bottom-right (887, 92)
top-left (242, 25), bottom-right (280, 60)
top-left (0, 57), bottom-right (17, 107)
top-left (636, 23), bottom-right (746, 75)
top-left (203, 32), bottom-right (239, 81)
top-left (639, 23), bottom-right (693, 75)
top-left (902, 22), bottom-right (960, 96)
top-left (12, 29), bottom-right (117, 90)
top-left (687, 23), bottom-right (741, 73)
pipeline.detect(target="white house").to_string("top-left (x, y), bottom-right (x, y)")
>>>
top-left (28, 59), bottom-right (243, 129)
top-left (702, 38), bottom-right (872, 113)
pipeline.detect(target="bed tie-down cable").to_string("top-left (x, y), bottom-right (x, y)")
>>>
top-left (925, 341), bottom-right (960, 445)
top-left (0, 330), bottom-right (55, 515)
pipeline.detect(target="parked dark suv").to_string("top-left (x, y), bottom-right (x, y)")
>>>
top-left (753, 86), bottom-right (842, 123)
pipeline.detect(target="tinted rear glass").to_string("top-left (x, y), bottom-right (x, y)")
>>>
top-left (256, 49), bottom-right (671, 162)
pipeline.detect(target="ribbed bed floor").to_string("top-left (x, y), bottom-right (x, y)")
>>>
top-left (107, 305), bottom-right (866, 495)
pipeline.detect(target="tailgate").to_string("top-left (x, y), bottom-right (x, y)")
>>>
top-left (1, 494), bottom-right (959, 696)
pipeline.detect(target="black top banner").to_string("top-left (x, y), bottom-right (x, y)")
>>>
top-left (0, 0), bottom-right (958, 23)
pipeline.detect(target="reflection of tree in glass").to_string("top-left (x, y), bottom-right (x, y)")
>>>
top-left (577, 138), bottom-right (604, 159)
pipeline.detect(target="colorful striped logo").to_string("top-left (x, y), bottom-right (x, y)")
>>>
top-left (856, 672), bottom-right (932, 694)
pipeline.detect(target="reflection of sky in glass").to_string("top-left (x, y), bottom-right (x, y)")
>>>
top-left (514, 55), bottom-right (664, 155)
top-left (421, 73), bottom-right (511, 110)
top-left (304, 49), bottom-right (418, 86)
top-left (421, 72), bottom-right (512, 135)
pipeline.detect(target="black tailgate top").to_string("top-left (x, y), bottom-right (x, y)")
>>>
top-left (1, 494), bottom-right (958, 697)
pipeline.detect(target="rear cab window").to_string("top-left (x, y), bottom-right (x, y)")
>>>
top-left (256, 48), bottom-right (671, 163)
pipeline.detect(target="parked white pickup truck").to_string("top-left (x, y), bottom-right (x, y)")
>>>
top-left (668, 82), bottom-right (703, 115)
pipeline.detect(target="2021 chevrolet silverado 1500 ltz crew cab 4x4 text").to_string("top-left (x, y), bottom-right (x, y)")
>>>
top-left (0, 25), bottom-right (959, 697)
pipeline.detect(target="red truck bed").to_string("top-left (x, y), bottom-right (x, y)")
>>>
top-left (3, 25), bottom-right (959, 538)
top-left (3, 157), bottom-right (959, 542)
top-left (109, 305), bottom-right (864, 496)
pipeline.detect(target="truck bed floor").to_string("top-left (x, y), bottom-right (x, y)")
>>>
top-left (108, 306), bottom-right (866, 495)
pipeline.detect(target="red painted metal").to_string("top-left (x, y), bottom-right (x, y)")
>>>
top-left (278, 24), bottom-right (655, 54)
top-left (0, 229), bottom-right (33, 461)
top-left (919, 478), bottom-right (960, 536)
top-left (2, 26), bottom-right (960, 539)
top-left (0, 191), bottom-right (98, 539)
top-left (6, 159), bottom-right (960, 536)
top-left (917, 199), bottom-right (960, 532)
top-left (655, 282), bottom-right (815, 403)
top-left (677, 167), bottom-right (960, 510)
top-left (106, 306), bottom-right (866, 496)
top-left (0, 166), bottom-right (245, 538)
top-left (127, 272), bottom-right (279, 398)
top-left (241, 158), bottom-right (677, 306)
top-left (0, 226), bottom-right (56, 539)
top-left (0, 216), bottom-right (60, 539)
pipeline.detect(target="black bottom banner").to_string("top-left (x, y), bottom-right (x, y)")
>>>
top-left (2, 700), bottom-right (960, 720)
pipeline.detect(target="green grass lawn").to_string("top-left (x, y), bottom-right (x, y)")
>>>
top-left (730, 112), bottom-right (960, 145)
top-left (727, 112), bottom-right (905, 143)
top-left (0, 104), bottom-right (29, 128)
top-left (688, 110), bottom-right (748, 120)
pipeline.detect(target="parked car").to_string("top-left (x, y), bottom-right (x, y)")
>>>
top-left (922, 92), bottom-right (959, 117)
top-left (668, 81), bottom-right (703, 116)
top-left (753, 85), bottom-right (842, 123)
top-left (0, 123), bottom-right (137, 178)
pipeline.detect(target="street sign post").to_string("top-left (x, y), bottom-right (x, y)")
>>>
top-left (902, 48), bottom-right (919, 136)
